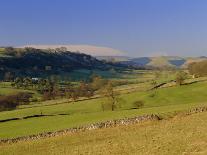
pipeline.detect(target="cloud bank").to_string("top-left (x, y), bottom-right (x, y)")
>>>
top-left (20, 45), bottom-right (125, 56)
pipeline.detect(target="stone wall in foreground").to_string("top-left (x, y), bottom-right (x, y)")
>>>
top-left (0, 114), bottom-right (161, 144)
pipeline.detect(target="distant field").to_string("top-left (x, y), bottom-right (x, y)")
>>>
top-left (0, 48), bottom-right (5, 57)
top-left (1, 81), bottom-right (207, 139)
top-left (0, 48), bottom-right (10, 57)
top-left (1, 111), bottom-right (207, 155)
top-left (0, 82), bottom-right (41, 101)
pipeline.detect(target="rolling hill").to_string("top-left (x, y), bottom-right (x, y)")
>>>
top-left (98, 56), bottom-right (207, 68)
top-left (0, 48), bottom-right (123, 79)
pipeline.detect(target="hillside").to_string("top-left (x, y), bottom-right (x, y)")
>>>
top-left (0, 48), bottom-right (118, 79)
top-left (98, 56), bottom-right (207, 68)
top-left (1, 111), bottom-right (206, 155)
top-left (1, 79), bottom-right (207, 139)
top-left (1, 68), bottom-right (207, 154)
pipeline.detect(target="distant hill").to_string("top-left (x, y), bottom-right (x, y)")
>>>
top-left (98, 56), bottom-right (207, 68)
top-left (96, 56), bottom-right (130, 62)
top-left (0, 48), bottom-right (122, 79)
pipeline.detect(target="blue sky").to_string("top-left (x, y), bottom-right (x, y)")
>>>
top-left (1, 0), bottom-right (207, 57)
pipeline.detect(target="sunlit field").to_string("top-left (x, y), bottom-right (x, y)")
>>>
top-left (1, 77), bottom-right (207, 139)
top-left (1, 111), bottom-right (207, 155)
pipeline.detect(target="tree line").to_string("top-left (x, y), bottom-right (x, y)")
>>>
top-left (0, 92), bottom-right (32, 111)
top-left (11, 75), bottom-right (109, 101)
top-left (188, 60), bottom-right (207, 77)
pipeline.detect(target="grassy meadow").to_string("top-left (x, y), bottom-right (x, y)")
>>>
top-left (1, 77), bottom-right (207, 139)
top-left (1, 111), bottom-right (207, 155)
top-left (0, 69), bottom-right (207, 155)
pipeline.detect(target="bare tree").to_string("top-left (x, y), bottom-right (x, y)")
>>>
top-left (102, 81), bottom-right (120, 111)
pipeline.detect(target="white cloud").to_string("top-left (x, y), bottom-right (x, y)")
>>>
top-left (20, 44), bottom-right (125, 56)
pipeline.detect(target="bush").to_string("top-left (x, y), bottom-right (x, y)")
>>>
top-left (133, 101), bottom-right (144, 109)
top-left (16, 92), bottom-right (33, 105)
top-left (101, 102), bottom-right (113, 111)
top-left (0, 92), bottom-right (32, 111)
top-left (188, 60), bottom-right (207, 77)
top-left (0, 96), bottom-right (19, 111)
top-left (149, 92), bottom-right (156, 98)
top-left (176, 71), bottom-right (187, 86)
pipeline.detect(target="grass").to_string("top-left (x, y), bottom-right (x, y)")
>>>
top-left (1, 81), bottom-right (207, 120)
top-left (65, 69), bottom-right (125, 81)
top-left (1, 81), bottom-right (207, 139)
top-left (148, 57), bottom-right (173, 68)
top-left (0, 102), bottom-right (206, 139)
top-left (0, 82), bottom-right (41, 101)
top-left (1, 111), bottom-right (207, 155)
top-left (0, 48), bottom-right (11, 58)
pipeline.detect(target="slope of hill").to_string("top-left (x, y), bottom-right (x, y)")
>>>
top-left (0, 48), bottom-right (117, 78)
top-left (99, 56), bottom-right (207, 68)
top-left (1, 111), bottom-right (206, 155)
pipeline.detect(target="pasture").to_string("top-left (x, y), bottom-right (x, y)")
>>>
top-left (1, 110), bottom-right (207, 155)
top-left (1, 79), bottom-right (207, 139)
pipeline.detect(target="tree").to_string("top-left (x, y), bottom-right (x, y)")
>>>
top-left (102, 81), bottom-right (120, 111)
top-left (45, 79), bottom-right (59, 99)
top-left (38, 79), bottom-right (59, 100)
top-left (79, 81), bottom-right (94, 98)
top-left (37, 79), bottom-right (47, 93)
top-left (13, 77), bottom-right (23, 88)
top-left (133, 100), bottom-right (144, 109)
top-left (176, 71), bottom-right (187, 86)
top-left (188, 60), bottom-right (207, 77)
top-left (59, 47), bottom-right (67, 52)
top-left (151, 80), bottom-right (157, 89)
top-left (0, 92), bottom-right (32, 111)
top-left (4, 72), bottom-right (15, 82)
top-left (90, 75), bottom-right (107, 91)
top-left (23, 77), bottom-right (32, 89)
top-left (4, 47), bottom-right (15, 56)
top-left (70, 90), bottom-right (79, 102)
top-left (150, 79), bottom-right (158, 97)
top-left (154, 71), bottom-right (161, 79)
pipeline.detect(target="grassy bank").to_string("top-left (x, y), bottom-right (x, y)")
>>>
top-left (1, 111), bottom-right (207, 155)
top-left (0, 81), bottom-right (207, 139)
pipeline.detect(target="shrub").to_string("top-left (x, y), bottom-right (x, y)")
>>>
top-left (0, 92), bottom-right (32, 111)
top-left (149, 92), bottom-right (156, 98)
top-left (16, 92), bottom-right (33, 105)
top-left (176, 71), bottom-right (187, 86)
top-left (133, 101), bottom-right (144, 109)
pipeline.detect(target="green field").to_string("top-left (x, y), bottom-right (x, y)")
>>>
top-left (0, 82), bottom-right (41, 101)
top-left (1, 80), bottom-right (207, 139)
top-left (0, 48), bottom-right (11, 58)
top-left (1, 111), bottom-right (207, 155)
top-left (0, 69), bottom-right (207, 155)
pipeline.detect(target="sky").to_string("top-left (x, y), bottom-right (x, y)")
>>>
top-left (1, 0), bottom-right (207, 57)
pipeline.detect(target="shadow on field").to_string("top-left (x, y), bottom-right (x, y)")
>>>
top-left (0, 113), bottom-right (70, 123)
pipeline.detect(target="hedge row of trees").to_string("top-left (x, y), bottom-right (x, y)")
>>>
top-left (0, 92), bottom-right (32, 111)
top-left (10, 75), bottom-right (129, 111)
top-left (11, 75), bottom-right (109, 101)
top-left (188, 60), bottom-right (207, 77)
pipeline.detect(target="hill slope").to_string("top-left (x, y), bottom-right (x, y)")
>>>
top-left (0, 48), bottom-right (115, 78)
top-left (98, 56), bottom-right (207, 68)
top-left (1, 111), bottom-right (207, 155)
